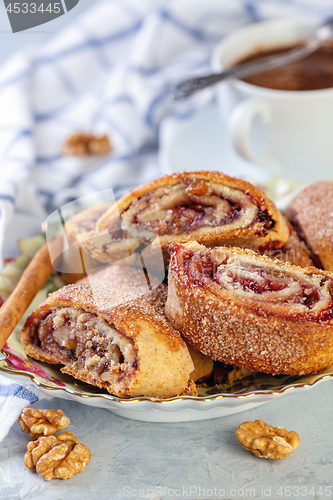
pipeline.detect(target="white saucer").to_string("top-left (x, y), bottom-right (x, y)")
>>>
top-left (159, 102), bottom-right (272, 183)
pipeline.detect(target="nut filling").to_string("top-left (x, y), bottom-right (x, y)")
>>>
top-left (27, 307), bottom-right (137, 387)
top-left (109, 180), bottom-right (274, 240)
top-left (183, 247), bottom-right (333, 322)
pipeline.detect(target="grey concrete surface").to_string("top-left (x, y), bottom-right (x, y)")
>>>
top-left (1, 380), bottom-right (333, 500)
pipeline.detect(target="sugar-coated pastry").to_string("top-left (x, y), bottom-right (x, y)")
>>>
top-left (73, 171), bottom-right (289, 267)
top-left (287, 182), bottom-right (333, 271)
top-left (21, 283), bottom-right (194, 399)
top-left (78, 264), bottom-right (214, 382)
top-left (165, 242), bottom-right (333, 376)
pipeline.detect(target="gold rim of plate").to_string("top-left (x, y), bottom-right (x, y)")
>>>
top-left (1, 350), bottom-right (333, 404)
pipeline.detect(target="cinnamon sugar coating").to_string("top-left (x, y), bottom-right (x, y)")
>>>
top-left (21, 282), bottom-right (194, 399)
top-left (165, 242), bottom-right (333, 376)
top-left (78, 264), bottom-right (214, 382)
top-left (287, 182), bottom-right (333, 271)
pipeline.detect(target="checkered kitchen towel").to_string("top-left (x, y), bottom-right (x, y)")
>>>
top-left (0, 0), bottom-right (332, 439)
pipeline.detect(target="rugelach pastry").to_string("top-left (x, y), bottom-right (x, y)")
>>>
top-left (287, 182), bottom-right (333, 271)
top-left (78, 264), bottom-right (214, 383)
top-left (66, 204), bottom-right (312, 271)
top-left (72, 171), bottom-right (289, 267)
top-left (21, 282), bottom-right (194, 399)
top-left (165, 242), bottom-right (333, 376)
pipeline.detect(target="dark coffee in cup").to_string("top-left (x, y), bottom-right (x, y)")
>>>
top-left (235, 42), bottom-right (333, 91)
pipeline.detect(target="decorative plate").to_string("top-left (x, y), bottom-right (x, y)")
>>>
top-left (1, 175), bottom-right (332, 422)
top-left (1, 337), bottom-right (333, 422)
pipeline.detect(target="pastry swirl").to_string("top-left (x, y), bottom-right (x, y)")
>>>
top-left (21, 283), bottom-right (194, 399)
top-left (165, 242), bottom-right (333, 376)
top-left (76, 172), bottom-right (289, 266)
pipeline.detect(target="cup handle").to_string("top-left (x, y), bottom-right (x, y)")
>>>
top-left (229, 99), bottom-right (282, 173)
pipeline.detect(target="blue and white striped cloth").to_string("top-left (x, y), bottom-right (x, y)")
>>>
top-left (1, 0), bottom-right (332, 439)
top-left (0, 377), bottom-right (39, 441)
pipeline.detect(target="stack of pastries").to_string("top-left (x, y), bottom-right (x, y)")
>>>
top-left (21, 172), bottom-right (333, 398)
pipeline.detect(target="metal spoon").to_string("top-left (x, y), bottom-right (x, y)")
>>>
top-left (170, 18), bottom-right (333, 101)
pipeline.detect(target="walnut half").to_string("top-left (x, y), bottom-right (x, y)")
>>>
top-left (24, 431), bottom-right (91, 480)
top-left (18, 408), bottom-right (70, 440)
top-left (62, 133), bottom-right (112, 156)
top-left (235, 419), bottom-right (300, 460)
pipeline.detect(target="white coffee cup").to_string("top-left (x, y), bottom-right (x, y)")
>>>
top-left (211, 19), bottom-right (333, 182)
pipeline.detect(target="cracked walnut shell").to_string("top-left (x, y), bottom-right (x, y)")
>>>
top-left (24, 431), bottom-right (91, 480)
top-left (18, 408), bottom-right (70, 440)
top-left (235, 420), bottom-right (300, 460)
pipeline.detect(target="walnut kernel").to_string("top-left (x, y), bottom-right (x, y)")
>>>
top-left (62, 133), bottom-right (112, 156)
top-left (235, 419), bottom-right (300, 460)
top-left (24, 431), bottom-right (91, 480)
top-left (18, 408), bottom-right (70, 440)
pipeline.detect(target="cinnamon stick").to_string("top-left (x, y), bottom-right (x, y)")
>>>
top-left (0, 237), bottom-right (63, 350)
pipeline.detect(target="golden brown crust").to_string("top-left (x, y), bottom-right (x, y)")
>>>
top-left (287, 182), bottom-right (333, 271)
top-left (21, 283), bottom-right (194, 398)
top-left (24, 344), bottom-right (60, 364)
top-left (78, 264), bottom-right (214, 382)
top-left (78, 171), bottom-right (288, 266)
top-left (165, 242), bottom-right (333, 376)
